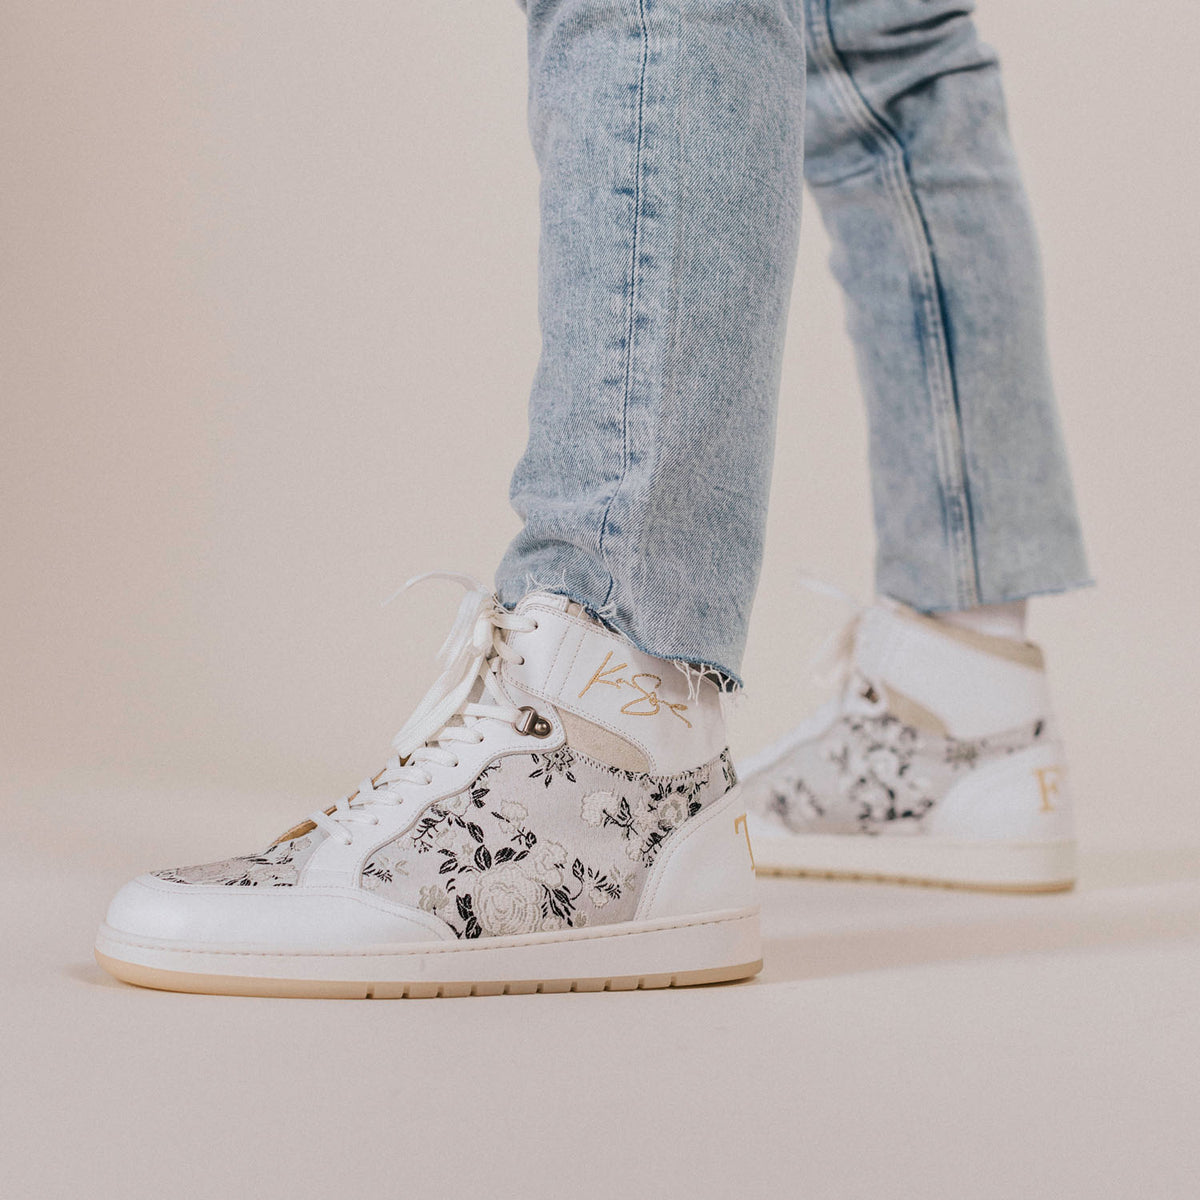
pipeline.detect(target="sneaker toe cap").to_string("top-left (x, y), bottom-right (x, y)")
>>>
top-left (101, 874), bottom-right (454, 949)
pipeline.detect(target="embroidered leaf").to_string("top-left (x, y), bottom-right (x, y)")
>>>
top-left (474, 845), bottom-right (492, 871)
top-left (466, 822), bottom-right (485, 843)
top-left (456, 894), bottom-right (472, 920)
top-left (495, 846), bottom-right (515, 863)
top-left (438, 858), bottom-right (456, 875)
top-left (572, 858), bottom-right (585, 881)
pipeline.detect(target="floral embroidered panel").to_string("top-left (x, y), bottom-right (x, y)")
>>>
top-left (361, 746), bottom-right (737, 938)
top-left (763, 712), bottom-right (1048, 835)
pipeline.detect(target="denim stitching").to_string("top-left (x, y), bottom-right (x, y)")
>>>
top-left (807, 0), bottom-right (981, 607)
top-left (597, 0), bottom-right (652, 609)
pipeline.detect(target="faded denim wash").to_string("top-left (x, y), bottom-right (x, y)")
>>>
top-left (496, 0), bottom-right (1091, 684)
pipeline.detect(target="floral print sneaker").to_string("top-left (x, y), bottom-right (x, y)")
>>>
top-left (741, 599), bottom-right (1077, 892)
top-left (96, 579), bottom-right (759, 997)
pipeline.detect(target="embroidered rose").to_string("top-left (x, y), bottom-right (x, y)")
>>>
top-left (442, 792), bottom-right (471, 817)
top-left (499, 800), bottom-right (528, 825)
top-left (580, 790), bottom-right (614, 827)
top-left (657, 796), bottom-right (688, 828)
top-left (532, 841), bottom-right (567, 886)
top-left (418, 884), bottom-right (449, 913)
top-left (473, 863), bottom-right (544, 935)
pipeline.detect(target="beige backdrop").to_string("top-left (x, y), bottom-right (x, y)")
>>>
top-left (5, 1), bottom-right (1197, 847)
top-left (4, 4), bottom-right (1200, 1198)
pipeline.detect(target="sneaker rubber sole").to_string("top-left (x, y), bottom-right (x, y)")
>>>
top-left (750, 832), bottom-right (1077, 893)
top-left (94, 906), bottom-right (762, 998)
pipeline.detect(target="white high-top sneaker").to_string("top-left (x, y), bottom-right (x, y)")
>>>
top-left (96, 581), bottom-right (760, 997)
top-left (741, 599), bottom-right (1076, 892)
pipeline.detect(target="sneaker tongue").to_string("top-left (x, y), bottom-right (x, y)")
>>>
top-left (513, 590), bottom-right (570, 615)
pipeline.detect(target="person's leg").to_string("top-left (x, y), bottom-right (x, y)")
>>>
top-left (495, 0), bottom-right (807, 685)
top-left (802, 0), bottom-right (1090, 610)
top-left (96, 0), bottom-right (807, 996)
top-left (741, 0), bottom-right (1089, 891)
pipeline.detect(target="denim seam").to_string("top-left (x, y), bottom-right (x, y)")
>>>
top-left (597, 0), bottom-right (653, 610)
top-left (807, 0), bottom-right (981, 608)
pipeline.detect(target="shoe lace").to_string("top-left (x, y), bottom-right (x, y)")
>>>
top-left (796, 572), bottom-right (887, 717)
top-left (309, 572), bottom-right (539, 847)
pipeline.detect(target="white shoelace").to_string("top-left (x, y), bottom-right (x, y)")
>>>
top-left (309, 573), bottom-right (539, 847)
top-left (796, 572), bottom-right (887, 717)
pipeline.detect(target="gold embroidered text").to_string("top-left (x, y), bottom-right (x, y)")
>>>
top-left (578, 651), bottom-right (692, 727)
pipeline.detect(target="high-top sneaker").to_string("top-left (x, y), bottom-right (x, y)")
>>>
top-left (95, 580), bottom-right (760, 997)
top-left (741, 599), bottom-right (1076, 892)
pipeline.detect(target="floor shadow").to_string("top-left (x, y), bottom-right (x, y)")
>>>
top-left (1079, 844), bottom-right (1200, 888)
top-left (757, 847), bottom-right (1200, 985)
top-left (64, 960), bottom-right (125, 989)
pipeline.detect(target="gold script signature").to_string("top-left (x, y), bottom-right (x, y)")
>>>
top-left (578, 651), bottom-right (692, 727)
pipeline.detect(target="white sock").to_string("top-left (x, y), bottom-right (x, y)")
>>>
top-left (932, 599), bottom-right (1028, 642)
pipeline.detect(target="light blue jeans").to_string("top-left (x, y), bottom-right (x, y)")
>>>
top-left (496, 0), bottom-right (1091, 684)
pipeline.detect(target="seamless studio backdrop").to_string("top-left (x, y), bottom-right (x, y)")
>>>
top-left (3, 3), bottom-right (1199, 1199)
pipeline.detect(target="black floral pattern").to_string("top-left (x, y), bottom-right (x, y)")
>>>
top-left (146, 741), bottom-right (737, 937)
top-left (362, 746), bottom-right (735, 938)
top-left (527, 745), bottom-right (578, 788)
top-left (153, 834), bottom-right (321, 887)
top-left (753, 709), bottom-right (1047, 835)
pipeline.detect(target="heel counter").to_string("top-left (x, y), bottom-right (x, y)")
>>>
top-left (926, 742), bottom-right (1075, 842)
top-left (635, 785), bottom-right (758, 920)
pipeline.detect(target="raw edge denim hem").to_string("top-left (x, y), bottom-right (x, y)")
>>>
top-left (495, 576), bottom-right (746, 692)
top-left (888, 575), bottom-right (1097, 616)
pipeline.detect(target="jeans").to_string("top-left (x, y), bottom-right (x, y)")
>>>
top-left (495, 0), bottom-right (1091, 685)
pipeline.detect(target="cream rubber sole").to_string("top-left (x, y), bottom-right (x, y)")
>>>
top-left (94, 907), bottom-right (762, 998)
top-left (750, 831), bottom-right (1077, 893)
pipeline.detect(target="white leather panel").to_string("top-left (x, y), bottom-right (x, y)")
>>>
top-left (636, 787), bottom-right (757, 920)
top-left (106, 874), bottom-right (455, 948)
top-left (925, 743), bottom-right (1075, 842)
top-left (855, 606), bottom-right (1053, 739)
top-left (501, 599), bottom-right (726, 775)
